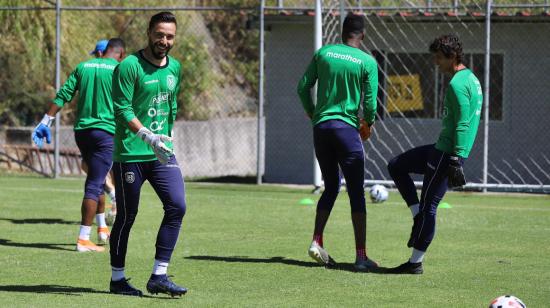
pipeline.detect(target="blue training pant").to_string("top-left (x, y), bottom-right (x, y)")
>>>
top-left (314, 119), bottom-right (366, 214)
top-left (74, 129), bottom-right (114, 202)
top-left (387, 144), bottom-right (465, 252)
top-left (110, 156), bottom-right (187, 268)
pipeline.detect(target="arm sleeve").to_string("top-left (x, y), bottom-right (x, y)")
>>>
top-left (450, 83), bottom-right (471, 156)
top-left (112, 63), bottom-right (137, 124)
top-left (362, 58), bottom-right (378, 125)
top-left (296, 53), bottom-right (318, 115)
top-left (53, 67), bottom-right (80, 107)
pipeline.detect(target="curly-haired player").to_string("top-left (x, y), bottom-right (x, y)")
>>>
top-left (386, 34), bottom-right (483, 274)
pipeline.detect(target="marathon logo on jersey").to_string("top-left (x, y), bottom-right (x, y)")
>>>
top-left (83, 63), bottom-right (117, 70)
top-left (326, 52), bottom-right (362, 64)
top-left (167, 75), bottom-right (176, 91)
top-left (150, 92), bottom-right (172, 106)
top-left (124, 172), bottom-right (135, 184)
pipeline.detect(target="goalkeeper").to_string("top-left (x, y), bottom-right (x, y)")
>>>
top-left (109, 11), bottom-right (187, 297)
top-left (386, 34), bottom-right (483, 274)
top-left (32, 38), bottom-right (126, 252)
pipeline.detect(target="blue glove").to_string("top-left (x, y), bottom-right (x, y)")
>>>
top-left (32, 114), bottom-right (54, 148)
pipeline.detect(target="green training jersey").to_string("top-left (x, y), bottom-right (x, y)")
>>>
top-left (53, 57), bottom-right (119, 134)
top-left (435, 68), bottom-right (483, 158)
top-left (112, 51), bottom-right (181, 163)
top-left (297, 44), bottom-right (378, 128)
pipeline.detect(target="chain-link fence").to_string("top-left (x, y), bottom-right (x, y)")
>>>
top-left (262, 0), bottom-right (550, 192)
top-left (1, 1), bottom-right (549, 192)
top-left (0, 0), bottom-right (261, 179)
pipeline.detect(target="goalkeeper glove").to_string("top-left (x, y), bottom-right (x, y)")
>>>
top-left (136, 127), bottom-right (173, 164)
top-left (32, 114), bottom-right (55, 148)
top-left (447, 155), bottom-right (466, 188)
top-left (359, 119), bottom-right (372, 141)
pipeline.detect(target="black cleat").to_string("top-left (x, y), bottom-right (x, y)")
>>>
top-left (407, 214), bottom-right (422, 248)
top-left (110, 278), bottom-right (143, 297)
top-left (146, 275), bottom-right (187, 297)
top-left (386, 261), bottom-right (423, 274)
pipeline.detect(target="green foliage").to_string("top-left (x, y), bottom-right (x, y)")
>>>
top-left (0, 1), bottom-right (56, 126)
top-left (0, 1), bottom-right (219, 125)
top-left (203, 9), bottom-right (259, 98)
top-left (176, 34), bottom-right (215, 120)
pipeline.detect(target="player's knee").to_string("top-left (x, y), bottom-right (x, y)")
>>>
top-left (84, 183), bottom-right (103, 201)
top-left (170, 199), bottom-right (187, 219)
top-left (387, 157), bottom-right (400, 176)
top-left (323, 183), bottom-right (340, 199)
top-left (350, 199), bottom-right (366, 213)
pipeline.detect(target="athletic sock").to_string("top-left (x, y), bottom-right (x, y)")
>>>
top-left (410, 248), bottom-right (425, 263)
top-left (409, 203), bottom-right (420, 217)
top-left (78, 225), bottom-right (92, 241)
top-left (312, 234), bottom-right (323, 247)
top-left (111, 267), bottom-right (125, 281)
top-left (96, 213), bottom-right (107, 228)
top-left (152, 259), bottom-right (169, 276)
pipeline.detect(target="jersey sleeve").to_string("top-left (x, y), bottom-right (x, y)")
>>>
top-left (449, 82), bottom-right (471, 156)
top-left (362, 57), bottom-right (378, 125)
top-left (172, 65), bottom-right (181, 124)
top-left (53, 66), bottom-right (80, 107)
top-left (296, 52), bottom-right (318, 116)
top-left (112, 62), bottom-right (137, 123)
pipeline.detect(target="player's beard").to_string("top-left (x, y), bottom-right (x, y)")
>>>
top-left (148, 39), bottom-right (172, 60)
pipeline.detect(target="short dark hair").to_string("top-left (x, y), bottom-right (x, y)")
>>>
top-left (106, 38), bottom-right (125, 50)
top-left (429, 34), bottom-right (464, 64)
top-left (342, 13), bottom-right (365, 36)
top-left (148, 11), bottom-right (177, 31)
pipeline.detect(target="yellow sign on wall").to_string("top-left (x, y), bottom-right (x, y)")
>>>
top-left (387, 74), bottom-right (424, 113)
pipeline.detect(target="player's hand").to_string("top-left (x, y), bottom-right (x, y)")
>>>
top-left (137, 127), bottom-right (173, 164)
top-left (447, 156), bottom-right (466, 188)
top-left (32, 114), bottom-right (54, 148)
top-left (359, 119), bottom-right (371, 141)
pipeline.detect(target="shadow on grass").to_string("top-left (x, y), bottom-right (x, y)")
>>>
top-left (186, 255), bottom-right (390, 274)
top-left (0, 284), bottom-right (110, 296)
top-left (0, 217), bottom-right (79, 225)
top-left (0, 238), bottom-right (74, 251)
top-left (0, 284), bottom-right (182, 299)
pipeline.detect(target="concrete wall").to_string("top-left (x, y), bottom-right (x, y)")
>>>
top-left (263, 17), bottom-right (550, 185)
top-left (0, 117), bottom-right (261, 178)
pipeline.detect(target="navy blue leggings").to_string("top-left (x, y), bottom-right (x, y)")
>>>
top-left (74, 129), bottom-right (113, 202)
top-left (314, 120), bottom-right (365, 214)
top-left (110, 156), bottom-right (187, 268)
top-left (387, 144), bottom-right (464, 252)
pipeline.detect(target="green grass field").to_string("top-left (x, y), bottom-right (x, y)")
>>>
top-left (0, 175), bottom-right (549, 307)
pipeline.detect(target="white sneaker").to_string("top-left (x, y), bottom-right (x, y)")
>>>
top-left (308, 241), bottom-right (334, 265)
top-left (76, 239), bottom-right (105, 252)
top-left (354, 257), bottom-right (379, 272)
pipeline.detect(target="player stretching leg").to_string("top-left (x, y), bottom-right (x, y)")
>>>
top-left (297, 14), bottom-right (379, 271)
top-left (386, 34), bottom-right (483, 274)
top-left (32, 39), bottom-right (126, 252)
top-left (109, 12), bottom-right (187, 297)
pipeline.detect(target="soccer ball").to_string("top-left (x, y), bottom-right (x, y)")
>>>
top-left (369, 184), bottom-right (388, 203)
top-left (489, 295), bottom-right (526, 308)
